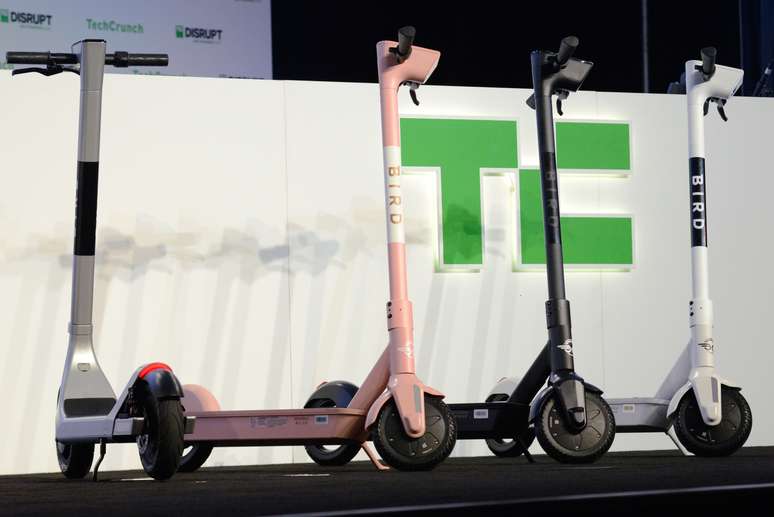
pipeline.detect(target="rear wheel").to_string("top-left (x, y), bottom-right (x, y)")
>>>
top-left (56, 441), bottom-right (94, 479)
top-left (304, 398), bottom-right (361, 466)
top-left (486, 427), bottom-right (535, 457)
top-left (372, 396), bottom-right (456, 471)
top-left (534, 391), bottom-right (615, 464)
top-left (178, 443), bottom-right (214, 473)
top-left (484, 393), bottom-right (534, 457)
top-left (673, 386), bottom-right (752, 456)
top-left (136, 392), bottom-right (185, 480)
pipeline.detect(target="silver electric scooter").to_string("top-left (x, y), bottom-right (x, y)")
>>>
top-left (7, 40), bottom-right (195, 480)
top-left (607, 48), bottom-right (752, 456)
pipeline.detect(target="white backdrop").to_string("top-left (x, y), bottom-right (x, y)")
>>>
top-left (0, 0), bottom-right (272, 78)
top-left (0, 72), bottom-right (772, 475)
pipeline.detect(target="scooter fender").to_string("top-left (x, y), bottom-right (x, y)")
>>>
top-left (528, 381), bottom-right (603, 423)
top-left (364, 378), bottom-right (445, 438)
top-left (666, 376), bottom-right (740, 424)
top-left (305, 380), bottom-right (359, 408)
top-left (137, 363), bottom-right (184, 400)
top-left (365, 389), bottom-right (393, 431)
top-left (486, 376), bottom-right (522, 401)
top-left (181, 384), bottom-right (221, 412)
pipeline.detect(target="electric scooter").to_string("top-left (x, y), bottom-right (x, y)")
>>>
top-left (7, 40), bottom-right (194, 481)
top-left (447, 37), bottom-right (617, 464)
top-left (607, 48), bottom-right (753, 455)
top-left (179, 27), bottom-right (456, 472)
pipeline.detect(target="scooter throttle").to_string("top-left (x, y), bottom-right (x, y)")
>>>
top-left (395, 26), bottom-right (416, 62)
top-left (556, 36), bottom-right (579, 65)
top-left (700, 47), bottom-right (716, 77)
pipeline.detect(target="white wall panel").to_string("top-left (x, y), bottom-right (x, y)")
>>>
top-left (0, 73), bottom-right (772, 475)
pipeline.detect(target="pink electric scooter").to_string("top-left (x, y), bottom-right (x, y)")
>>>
top-left (178, 26), bottom-right (456, 472)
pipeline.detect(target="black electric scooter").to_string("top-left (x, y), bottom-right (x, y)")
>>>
top-left (448, 36), bottom-right (616, 463)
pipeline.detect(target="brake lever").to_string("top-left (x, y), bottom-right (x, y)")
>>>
top-left (12, 64), bottom-right (79, 77)
top-left (407, 81), bottom-right (420, 106)
top-left (556, 90), bottom-right (569, 116)
top-left (703, 97), bottom-right (728, 121)
top-left (716, 99), bottom-right (728, 121)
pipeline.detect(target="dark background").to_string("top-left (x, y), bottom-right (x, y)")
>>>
top-left (272, 0), bottom-right (774, 96)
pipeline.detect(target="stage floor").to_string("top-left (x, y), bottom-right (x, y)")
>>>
top-left (2, 447), bottom-right (773, 516)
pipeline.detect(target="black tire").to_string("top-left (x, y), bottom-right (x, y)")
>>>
top-left (373, 396), bottom-right (456, 471)
top-left (484, 393), bottom-right (535, 457)
top-left (136, 393), bottom-right (185, 480)
top-left (56, 441), bottom-right (94, 479)
top-left (673, 386), bottom-right (752, 457)
top-left (303, 398), bottom-right (361, 466)
top-left (177, 443), bottom-right (214, 473)
top-left (535, 391), bottom-right (615, 464)
top-left (485, 427), bottom-right (535, 457)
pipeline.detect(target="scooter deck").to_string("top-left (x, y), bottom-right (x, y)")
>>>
top-left (184, 408), bottom-right (367, 446)
top-left (449, 402), bottom-right (530, 440)
top-left (607, 398), bottom-right (670, 432)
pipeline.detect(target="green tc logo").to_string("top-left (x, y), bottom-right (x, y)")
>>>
top-left (0, 9), bottom-right (9, 23)
top-left (175, 25), bottom-right (184, 38)
top-left (400, 118), bottom-right (633, 271)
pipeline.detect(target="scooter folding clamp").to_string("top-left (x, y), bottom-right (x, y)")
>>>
top-left (386, 299), bottom-right (414, 331)
top-left (68, 323), bottom-right (93, 335)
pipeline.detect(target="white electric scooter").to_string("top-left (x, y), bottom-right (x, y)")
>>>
top-left (7, 40), bottom-right (195, 480)
top-left (607, 47), bottom-right (752, 456)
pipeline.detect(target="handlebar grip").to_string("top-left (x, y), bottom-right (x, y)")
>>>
top-left (128, 54), bottom-right (169, 67)
top-left (107, 52), bottom-right (169, 68)
top-left (700, 47), bottom-right (716, 76)
top-left (397, 26), bottom-right (416, 57)
top-left (556, 36), bottom-right (579, 65)
top-left (6, 52), bottom-right (77, 65)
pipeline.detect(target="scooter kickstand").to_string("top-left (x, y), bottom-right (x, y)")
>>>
top-left (92, 439), bottom-right (107, 481)
top-left (516, 436), bottom-right (535, 464)
top-left (666, 426), bottom-right (691, 457)
top-left (361, 442), bottom-right (389, 471)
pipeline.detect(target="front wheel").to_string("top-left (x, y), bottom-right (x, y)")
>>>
top-left (534, 391), bottom-right (615, 464)
top-left (136, 393), bottom-right (185, 480)
top-left (56, 441), bottom-right (94, 479)
top-left (372, 396), bottom-right (456, 471)
top-left (673, 386), bottom-right (752, 456)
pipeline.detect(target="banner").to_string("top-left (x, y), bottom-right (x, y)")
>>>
top-left (0, 0), bottom-right (272, 78)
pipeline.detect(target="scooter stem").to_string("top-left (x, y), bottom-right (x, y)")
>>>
top-left (375, 34), bottom-right (441, 437)
top-left (529, 43), bottom-right (594, 431)
top-left (61, 40), bottom-right (115, 405)
top-left (683, 52), bottom-right (743, 425)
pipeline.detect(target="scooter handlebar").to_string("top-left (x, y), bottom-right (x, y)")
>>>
top-left (556, 36), bottom-right (579, 65)
top-left (700, 47), bottom-right (716, 76)
top-left (6, 51), bottom-right (168, 67)
top-left (396, 26), bottom-right (416, 59)
top-left (6, 51), bottom-right (77, 65)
